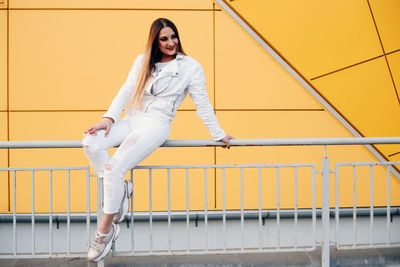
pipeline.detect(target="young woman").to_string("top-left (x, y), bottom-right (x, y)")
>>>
top-left (83, 18), bottom-right (232, 262)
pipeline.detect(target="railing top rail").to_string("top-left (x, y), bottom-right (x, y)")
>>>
top-left (0, 137), bottom-right (399, 149)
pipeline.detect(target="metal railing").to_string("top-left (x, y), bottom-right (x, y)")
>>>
top-left (334, 161), bottom-right (400, 250)
top-left (116, 163), bottom-right (317, 256)
top-left (0, 167), bottom-right (91, 258)
top-left (0, 137), bottom-right (399, 267)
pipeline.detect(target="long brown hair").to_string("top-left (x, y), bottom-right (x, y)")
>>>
top-left (131, 18), bottom-right (185, 109)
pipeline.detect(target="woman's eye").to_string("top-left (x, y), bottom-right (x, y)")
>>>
top-left (171, 35), bottom-right (177, 39)
top-left (160, 37), bottom-right (167, 41)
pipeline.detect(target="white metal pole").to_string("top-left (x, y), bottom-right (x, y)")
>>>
top-left (322, 154), bottom-right (330, 266)
top-left (96, 177), bottom-right (103, 227)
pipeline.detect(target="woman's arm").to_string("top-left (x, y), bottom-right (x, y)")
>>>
top-left (102, 54), bottom-right (144, 122)
top-left (84, 54), bottom-right (143, 136)
top-left (187, 59), bottom-right (231, 146)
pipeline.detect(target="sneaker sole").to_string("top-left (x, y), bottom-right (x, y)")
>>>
top-left (115, 181), bottom-right (133, 224)
top-left (113, 223), bottom-right (121, 241)
top-left (123, 181), bottom-right (133, 215)
top-left (91, 224), bottom-right (120, 262)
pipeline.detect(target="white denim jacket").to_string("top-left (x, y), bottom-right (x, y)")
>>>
top-left (103, 54), bottom-right (226, 141)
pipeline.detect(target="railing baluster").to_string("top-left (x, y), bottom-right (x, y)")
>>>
top-left (294, 166), bottom-right (298, 249)
top-left (312, 165), bottom-right (316, 250)
top-left (276, 167), bottom-right (280, 249)
top-left (130, 170), bottom-right (134, 254)
top-left (204, 168), bottom-right (208, 252)
top-left (86, 168), bottom-right (90, 251)
top-left (353, 166), bottom-right (357, 247)
top-left (185, 168), bottom-right (190, 253)
top-left (49, 170), bottom-right (53, 257)
top-left (149, 168), bottom-right (153, 253)
top-left (167, 168), bottom-right (171, 253)
top-left (13, 171), bottom-right (17, 256)
top-left (96, 176), bottom-right (103, 229)
top-left (31, 170), bottom-right (35, 256)
top-left (370, 165), bottom-right (374, 247)
top-left (335, 165), bottom-right (340, 249)
top-left (240, 168), bottom-right (244, 251)
top-left (386, 165), bottom-right (391, 245)
top-left (222, 167), bottom-right (226, 252)
top-left (258, 167), bottom-right (262, 250)
top-left (67, 169), bottom-right (71, 256)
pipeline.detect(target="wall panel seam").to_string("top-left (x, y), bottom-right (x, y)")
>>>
top-left (310, 54), bottom-right (384, 80)
top-left (386, 48), bottom-right (400, 56)
top-left (383, 57), bottom-right (400, 106)
top-left (388, 151), bottom-right (400, 157)
top-left (366, 0), bottom-right (386, 54)
top-left (215, 109), bottom-right (325, 112)
top-left (6, 5), bottom-right (10, 212)
top-left (213, 2), bottom-right (217, 209)
top-left (8, 8), bottom-right (220, 11)
top-left (8, 109), bottom-right (201, 112)
top-left (366, 0), bottom-right (400, 105)
top-left (8, 109), bottom-right (325, 112)
top-left (9, 110), bottom-right (109, 112)
top-left (213, 2), bottom-right (216, 112)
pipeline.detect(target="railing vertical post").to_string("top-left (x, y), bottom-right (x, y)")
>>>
top-left (96, 176), bottom-right (104, 267)
top-left (130, 170), bottom-right (135, 254)
top-left (13, 171), bottom-right (17, 256)
top-left (322, 149), bottom-right (330, 267)
top-left (31, 170), bottom-right (35, 255)
top-left (185, 168), bottom-right (190, 253)
top-left (49, 170), bottom-right (53, 257)
top-left (86, 169), bottom-right (91, 251)
top-left (167, 168), bottom-right (171, 253)
top-left (96, 176), bottom-right (103, 226)
top-left (67, 170), bottom-right (71, 256)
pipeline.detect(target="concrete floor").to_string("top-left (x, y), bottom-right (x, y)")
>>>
top-left (1, 247), bottom-right (400, 267)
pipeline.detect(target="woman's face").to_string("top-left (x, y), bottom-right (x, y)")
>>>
top-left (158, 26), bottom-right (179, 61)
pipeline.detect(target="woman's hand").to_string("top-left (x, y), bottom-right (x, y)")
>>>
top-left (84, 118), bottom-right (114, 137)
top-left (220, 135), bottom-right (233, 149)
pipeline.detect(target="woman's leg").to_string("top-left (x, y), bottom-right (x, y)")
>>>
top-left (86, 117), bottom-right (170, 262)
top-left (102, 119), bottom-right (171, 218)
top-left (82, 119), bottom-right (131, 234)
top-left (82, 119), bottom-right (131, 178)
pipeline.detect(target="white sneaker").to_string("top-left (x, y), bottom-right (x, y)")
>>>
top-left (87, 223), bottom-right (120, 262)
top-left (113, 180), bottom-right (133, 224)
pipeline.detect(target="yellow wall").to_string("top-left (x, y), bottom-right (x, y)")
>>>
top-left (218, 0), bottom-right (400, 206)
top-left (223, 0), bottom-right (400, 161)
top-left (1, 0), bottom-right (399, 213)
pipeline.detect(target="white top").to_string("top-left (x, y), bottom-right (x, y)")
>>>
top-left (155, 61), bottom-right (171, 76)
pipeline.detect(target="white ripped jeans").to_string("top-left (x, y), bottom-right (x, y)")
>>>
top-left (82, 113), bottom-right (171, 214)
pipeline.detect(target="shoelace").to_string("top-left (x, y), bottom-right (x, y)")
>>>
top-left (90, 233), bottom-right (104, 252)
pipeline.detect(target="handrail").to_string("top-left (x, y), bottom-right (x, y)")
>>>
top-left (0, 137), bottom-right (400, 148)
